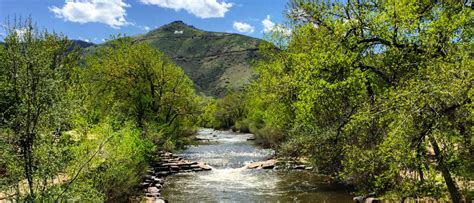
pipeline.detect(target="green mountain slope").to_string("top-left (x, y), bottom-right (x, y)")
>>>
top-left (131, 21), bottom-right (263, 97)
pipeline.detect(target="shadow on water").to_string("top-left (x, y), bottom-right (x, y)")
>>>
top-left (161, 129), bottom-right (353, 202)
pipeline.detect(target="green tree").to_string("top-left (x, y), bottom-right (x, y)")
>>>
top-left (84, 37), bottom-right (199, 149)
top-left (0, 18), bottom-right (80, 200)
top-left (247, 0), bottom-right (473, 201)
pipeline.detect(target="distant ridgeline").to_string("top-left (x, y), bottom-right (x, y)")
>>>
top-left (130, 21), bottom-right (263, 97)
top-left (1, 40), bottom-right (94, 49)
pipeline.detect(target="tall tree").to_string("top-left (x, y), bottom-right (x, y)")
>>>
top-left (0, 18), bottom-right (80, 200)
top-left (85, 38), bottom-right (199, 147)
top-left (247, 0), bottom-right (472, 201)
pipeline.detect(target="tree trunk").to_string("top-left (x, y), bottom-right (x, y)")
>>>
top-left (428, 135), bottom-right (461, 203)
top-left (21, 137), bottom-right (35, 200)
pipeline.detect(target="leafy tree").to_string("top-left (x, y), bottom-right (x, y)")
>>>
top-left (84, 37), bottom-right (199, 149)
top-left (199, 91), bottom-right (248, 131)
top-left (246, 0), bottom-right (473, 201)
top-left (0, 18), bottom-right (80, 200)
top-left (197, 96), bottom-right (219, 128)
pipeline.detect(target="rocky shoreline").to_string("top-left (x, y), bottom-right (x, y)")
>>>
top-left (140, 151), bottom-right (212, 202)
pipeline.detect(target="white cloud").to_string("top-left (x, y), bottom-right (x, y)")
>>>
top-left (233, 21), bottom-right (254, 33)
top-left (49, 0), bottom-right (131, 29)
top-left (139, 0), bottom-right (233, 18)
top-left (261, 15), bottom-right (291, 36)
top-left (262, 15), bottom-right (275, 33)
top-left (144, 26), bottom-right (151, 31)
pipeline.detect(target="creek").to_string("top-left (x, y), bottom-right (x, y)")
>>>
top-left (161, 129), bottom-right (353, 202)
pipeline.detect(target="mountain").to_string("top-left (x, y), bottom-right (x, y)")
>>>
top-left (72, 40), bottom-right (95, 48)
top-left (130, 21), bottom-right (263, 97)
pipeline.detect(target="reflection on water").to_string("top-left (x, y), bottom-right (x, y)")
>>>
top-left (161, 129), bottom-right (353, 202)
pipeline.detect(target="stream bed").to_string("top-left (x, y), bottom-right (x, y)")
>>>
top-left (161, 129), bottom-right (353, 202)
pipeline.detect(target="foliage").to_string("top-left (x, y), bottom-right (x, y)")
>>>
top-left (245, 0), bottom-right (473, 201)
top-left (58, 121), bottom-right (154, 201)
top-left (84, 37), bottom-right (200, 149)
top-left (197, 96), bottom-right (220, 128)
top-left (198, 92), bottom-right (246, 130)
top-left (0, 19), bottom-right (201, 201)
top-left (0, 18), bottom-right (80, 201)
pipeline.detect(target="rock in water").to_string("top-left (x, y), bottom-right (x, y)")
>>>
top-left (262, 160), bottom-right (277, 169)
top-left (197, 162), bottom-right (212, 170)
top-left (247, 161), bottom-right (262, 169)
top-left (247, 159), bottom-right (277, 169)
top-left (147, 186), bottom-right (160, 193)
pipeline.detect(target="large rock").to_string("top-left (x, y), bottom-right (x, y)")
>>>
top-left (261, 160), bottom-right (277, 169)
top-left (247, 161), bottom-right (263, 169)
top-left (247, 159), bottom-right (277, 169)
top-left (197, 162), bottom-right (212, 170)
top-left (147, 186), bottom-right (160, 193)
top-left (140, 182), bottom-right (150, 188)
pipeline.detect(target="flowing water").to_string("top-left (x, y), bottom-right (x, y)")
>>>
top-left (161, 129), bottom-right (353, 202)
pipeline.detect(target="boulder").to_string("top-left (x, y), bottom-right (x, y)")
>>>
top-left (139, 182), bottom-right (150, 188)
top-left (247, 161), bottom-right (263, 169)
top-left (147, 186), bottom-right (160, 193)
top-left (261, 159), bottom-right (277, 169)
top-left (247, 159), bottom-right (277, 169)
top-left (197, 162), bottom-right (212, 170)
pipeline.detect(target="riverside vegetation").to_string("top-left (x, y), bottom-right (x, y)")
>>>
top-left (201, 0), bottom-right (473, 202)
top-left (1, 0), bottom-right (473, 202)
top-left (0, 19), bottom-right (200, 201)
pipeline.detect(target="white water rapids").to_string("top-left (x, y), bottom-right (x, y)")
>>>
top-left (161, 129), bottom-right (353, 202)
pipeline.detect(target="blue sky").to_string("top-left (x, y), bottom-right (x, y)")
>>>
top-left (0, 0), bottom-right (289, 43)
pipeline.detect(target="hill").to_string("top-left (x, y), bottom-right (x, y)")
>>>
top-left (71, 40), bottom-right (94, 48)
top-left (130, 21), bottom-right (263, 97)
